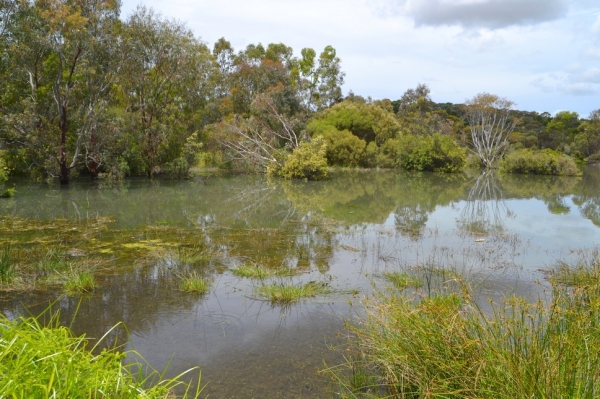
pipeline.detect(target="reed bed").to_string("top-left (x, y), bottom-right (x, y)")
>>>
top-left (333, 261), bottom-right (600, 398)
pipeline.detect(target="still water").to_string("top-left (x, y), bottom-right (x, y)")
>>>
top-left (1, 167), bottom-right (599, 398)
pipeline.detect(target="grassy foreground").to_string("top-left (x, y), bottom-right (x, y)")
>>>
top-left (0, 313), bottom-right (202, 398)
top-left (333, 262), bottom-right (600, 398)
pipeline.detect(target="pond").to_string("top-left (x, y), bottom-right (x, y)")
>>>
top-left (1, 167), bottom-right (599, 398)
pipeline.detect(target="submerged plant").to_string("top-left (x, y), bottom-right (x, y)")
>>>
top-left (0, 312), bottom-right (202, 398)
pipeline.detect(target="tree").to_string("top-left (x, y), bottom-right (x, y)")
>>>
top-left (291, 45), bottom-right (345, 112)
top-left (0, 0), bottom-right (121, 184)
top-left (117, 6), bottom-right (214, 177)
top-left (574, 109), bottom-right (600, 161)
top-left (465, 93), bottom-right (517, 168)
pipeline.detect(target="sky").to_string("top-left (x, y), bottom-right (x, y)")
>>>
top-left (119, 0), bottom-right (600, 117)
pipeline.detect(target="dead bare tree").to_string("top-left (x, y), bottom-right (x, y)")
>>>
top-left (465, 93), bottom-right (517, 168)
top-left (217, 94), bottom-right (307, 172)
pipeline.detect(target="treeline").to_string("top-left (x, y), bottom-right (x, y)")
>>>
top-left (0, 0), bottom-right (598, 184)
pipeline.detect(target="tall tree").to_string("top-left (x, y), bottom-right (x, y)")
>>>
top-left (117, 6), bottom-right (214, 177)
top-left (0, 0), bottom-right (121, 184)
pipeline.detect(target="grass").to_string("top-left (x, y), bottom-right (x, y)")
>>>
top-left (332, 260), bottom-right (600, 398)
top-left (179, 271), bottom-right (209, 293)
top-left (232, 264), bottom-right (295, 279)
top-left (0, 312), bottom-right (202, 398)
top-left (382, 271), bottom-right (423, 290)
top-left (0, 244), bottom-right (15, 284)
top-left (64, 271), bottom-right (96, 294)
top-left (255, 281), bottom-right (330, 303)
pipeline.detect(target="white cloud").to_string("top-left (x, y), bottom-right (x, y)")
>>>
top-left (531, 65), bottom-right (600, 96)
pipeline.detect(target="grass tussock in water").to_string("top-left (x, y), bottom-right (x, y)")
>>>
top-left (64, 271), bottom-right (96, 294)
top-left (179, 271), bottom-right (209, 294)
top-left (382, 271), bottom-right (423, 290)
top-left (334, 262), bottom-right (600, 398)
top-left (255, 281), bottom-right (330, 303)
top-left (0, 313), bottom-right (202, 398)
top-left (232, 264), bottom-right (295, 279)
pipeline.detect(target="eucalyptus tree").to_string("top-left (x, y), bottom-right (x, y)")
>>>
top-left (465, 93), bottom-right (517, 168)
top-left (0, 0), bottom-right (121, 183)
top-left (291, 45), bottom-right (345, 112)
top-left (117, 6), bottom-right (215, 177)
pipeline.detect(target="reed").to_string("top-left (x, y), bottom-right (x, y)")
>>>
top-left (333, 261), bottom-right (600, 398)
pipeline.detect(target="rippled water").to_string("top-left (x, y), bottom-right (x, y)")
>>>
top-left (1, 167), bottom-right (599, 397)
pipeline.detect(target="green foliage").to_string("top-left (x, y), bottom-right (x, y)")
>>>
top-left (320, 127), bottom-right (366, 167)
top-left (394, 134), bottom-right (466, 172)
top-left (0, 313), bottom-right (202, 398)
top-left (306, 100), bottom-right (401, 145)
top-left (500, 148), bottom-right (581, 176)
top-left (271, 136), bottom-right (328, 180)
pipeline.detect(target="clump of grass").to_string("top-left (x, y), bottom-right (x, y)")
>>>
top-left (0, 244), bottom-right (15, 284)
top-left (0, 312), bottom-right (202, 398)
top-left (64, 271), bottom-right (96, 294)
top-left (382, 271), bottom-right (423, 290)
top-left (334, 263), bottom-right (600, 398)
top-left (180, 271), bottom-right (209, 293)
top-left (548, 259), bottom-right (600, 287)
top-left (232, 264), bottom-right (294, 279)
top-left (255, 281), bottom-right (330, 303)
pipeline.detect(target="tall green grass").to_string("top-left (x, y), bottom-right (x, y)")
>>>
top-left (334, 262), bottom-right (600, 398)
top-left (0, 312), bottom-right (202, 398)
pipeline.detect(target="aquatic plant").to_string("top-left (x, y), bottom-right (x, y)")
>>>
top-left (333, 261), bottom-right (600, 398)
top-left (232, 264), bottom-right (295, 279)
top-left (255, 281), bottom-right (330, 303)
top-left (0, 312), bottom-right (202, 398)
top-left (381, 271), bottom-right (423, 290)
top-left (64, 271), bottom-right (96, 294)
top-left (179, 271), bottom-right (209, 294)
top-left (0, 244), bottom-right (14, 284)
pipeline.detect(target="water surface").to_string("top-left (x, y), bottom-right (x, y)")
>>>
top-left (1, 167), bottom-right (600, 397)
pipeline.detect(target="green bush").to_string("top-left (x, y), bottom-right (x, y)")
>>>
top-left (500, 148), bottom-right (581, 176)
top-left (320, 127), bottom-right (366, 167)
top-left (395, 134), bottom-right (466, 172)
top-left (269, 136), bottom-right (328, 180)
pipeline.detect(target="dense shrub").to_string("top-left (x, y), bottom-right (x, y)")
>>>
top-left (320, 127), bottom-right (366, 167)
top-left (394, 134), bottom-right (466, 172)
top-left (269, 136), bottom-right (328, 180)
top-left (500, 148), bottom-right (581, 176)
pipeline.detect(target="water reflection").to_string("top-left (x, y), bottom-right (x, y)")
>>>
top-left (457, 171), bottom-right (514, 235)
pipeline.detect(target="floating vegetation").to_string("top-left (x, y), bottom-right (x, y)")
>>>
top-left (179, 271), bottom-right (209, 294)
top-left (0, 312), bottom-right (203, 398)
top-left (255, 281), bottom-right (331, 303)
